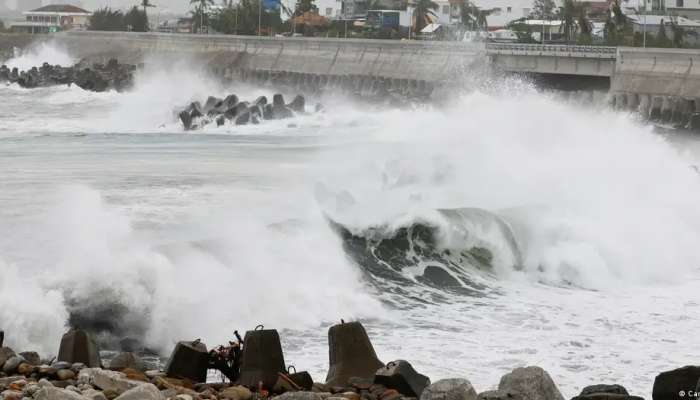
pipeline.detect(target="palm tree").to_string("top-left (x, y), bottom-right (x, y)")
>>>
top-left (191, 0), bottom-right (215, 33)
top-left (141, 0), bottom-right (155, 30)
top-left (412, 0), bottom-right (438, 34)
top-left (457, 0), bottom-right (490, 31)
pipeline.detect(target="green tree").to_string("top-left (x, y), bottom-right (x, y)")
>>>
top-left (559, 0), bottom-right (576, 42)
top-left (576, 2), bottom-right (591, 43)
top-left (124, 6), bottom-right (149, 31)
top-left (531, 0), bottom-right (555, 18)
top-left (0, 19), bottom-right (5, 32)
top-left (669, 16), bottom-right (685, 47)
top-left (413, 0), bottom-right (438, 34)
top-left (191, 0), bottom-right (215, 33)
top-left (89, 7), bottom-right (127, 31)
top-left (141, 0), bottom-right (156, 30)
top-left (655, 18), bottom-right (671, 47)
top-left (294, 0), bottom-right (317, 15)
top-left (458, 0), bottom-right (491, 31)
top-left (604, 0), bottom-right (627, 45)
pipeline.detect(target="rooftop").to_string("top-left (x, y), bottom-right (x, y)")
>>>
top-left (27, 5), bottom-right (91, 14)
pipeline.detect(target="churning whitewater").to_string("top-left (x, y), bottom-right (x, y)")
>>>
top-left (2, 44), bottom-right (700, 398)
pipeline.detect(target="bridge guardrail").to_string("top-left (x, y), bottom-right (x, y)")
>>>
top-left (486, 43), bottom-right (617, 58)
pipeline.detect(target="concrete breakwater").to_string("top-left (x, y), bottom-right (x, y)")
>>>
top-left (6, 321), bottom-right (693, 400)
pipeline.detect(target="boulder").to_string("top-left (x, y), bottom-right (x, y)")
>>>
top-left (255, 96), bottom-right (268, 106)
top-left (2, 355), bottom-right (25, 374)
top-left (109, 352), bottom-right (144, 372)
top-left (653, 366), bottom-right (700, 400)
top-left (0, 347), bottom-right (16, 368)
top-left (113, 383), bottom-right (164, 400)
top-left (288, 370), bottom-right (314, 390)
top-left (18, 351), bottom-right (40, 365)
top-left (273, 392), bottom-right (325, 400)
top-left (80, 368), bottom-right (143, 394)
top-left (420, 378), bottom-right (478, 400)
top-left (34, 386), bottom-right (89, 400)
top-left (325, 321), bottom-right (384, 387)
top-left (17, 362), bottom-right (36, 375)
top-left (498, 366), bottom-right (563, 400)
top-left (179, 110), bottom-right (194, 131)
top-left (165, 340), bottom-right (209, 383)
top-left (220, 385), bottom-right (253, 400)
top-left (224, 94), bottom-right (239, 109)
top-left (1, 389), bottom-right (23, 400)
top-left (82, 388), bottom-right (109, 400)
top-left (476, 390), bottom-right (523, 400)
top-left (580, 385), bottom-right (630, 396)
top-left (57, 329), bottom-right (101, 368)
top-left (374, 360), bottom-right (430, 397)
top-left (57, 369), bottom-right (77, 381)
top-left (238, 328), bottom-right (286, 389)
top-left (287, 95), bottom-right (306, 113)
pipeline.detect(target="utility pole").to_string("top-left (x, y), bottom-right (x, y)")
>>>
top-left (258, 0), bottom-right (262, 35)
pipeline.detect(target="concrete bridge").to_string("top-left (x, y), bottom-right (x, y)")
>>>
top-left (486, 43), bottom-right (617, 77)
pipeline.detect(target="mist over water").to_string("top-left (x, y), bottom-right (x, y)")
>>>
top-left (2, 43), bottom-right (700, 396)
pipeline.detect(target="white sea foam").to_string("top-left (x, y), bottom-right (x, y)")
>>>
top-left (5, 42), bottom-right (75, 71)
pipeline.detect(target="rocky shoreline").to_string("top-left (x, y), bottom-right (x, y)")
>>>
top-left (0, 322), bottom-right (695, 400)
top-left (0, 59), bottom-right (135, 92)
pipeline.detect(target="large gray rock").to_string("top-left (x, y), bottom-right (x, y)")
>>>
top-left (109, 352), bottom-right (144, 371)
top-left (654, 366), bottom-right (700, 400)
top-left (0, 347), bottom-right (16, 367)
top-left (375, 360), bottom-right (430, 397)
top-left (35, 386), bottom-right (89, 400)
top-left (78, 368), bottom-right (143, 394)
top-left (498, 366), bottom-right (564, 400)
top-left (273, 392), bottom-right (324, 400)
top-left (113, 383), bottom-right (164, 400)
top-left (2, 355), bottom-right (25, 374)
top-left (18, 351), bottom-right (40, 365)
top-left (420, 378), bottom-right (478, 400)
top-left (572, 384), bottom-right (645, 399)
top-left (477, 390), bottom-right (523, 400)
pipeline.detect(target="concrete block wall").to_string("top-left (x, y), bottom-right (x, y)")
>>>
top-left (611, 47), bottom-right (700, 128)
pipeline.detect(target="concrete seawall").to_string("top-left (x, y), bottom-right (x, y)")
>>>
top-left (611, 47), bottom-right (700, 127)
top-left (10, 31), bottom-right (483, 98)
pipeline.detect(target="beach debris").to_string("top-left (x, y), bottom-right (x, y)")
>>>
top-left (374, 360), bottom-right (430, 398)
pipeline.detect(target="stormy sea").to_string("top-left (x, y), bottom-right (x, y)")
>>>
top-left (2, 43), bottom-right (700, 398)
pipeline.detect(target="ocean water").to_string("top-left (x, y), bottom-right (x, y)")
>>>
top-left (2, 44), bottom-right (700, 398)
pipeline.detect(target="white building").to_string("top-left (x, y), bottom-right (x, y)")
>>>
top-left (10, 4), bottom-right (91, 33)
top-left (431, 0), bottom-right (557, 29)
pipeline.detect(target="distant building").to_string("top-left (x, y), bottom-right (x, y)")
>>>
top-left (157, 17), bottom-right (194, 33)
top-left (626, 14), bottom-right (700, 44)
top-left (663, 0), bottom-right (700, 20)
top-left (317, 0), bottom-right (343, 18)
top-left (10, 4), bottom-right (91, 34)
